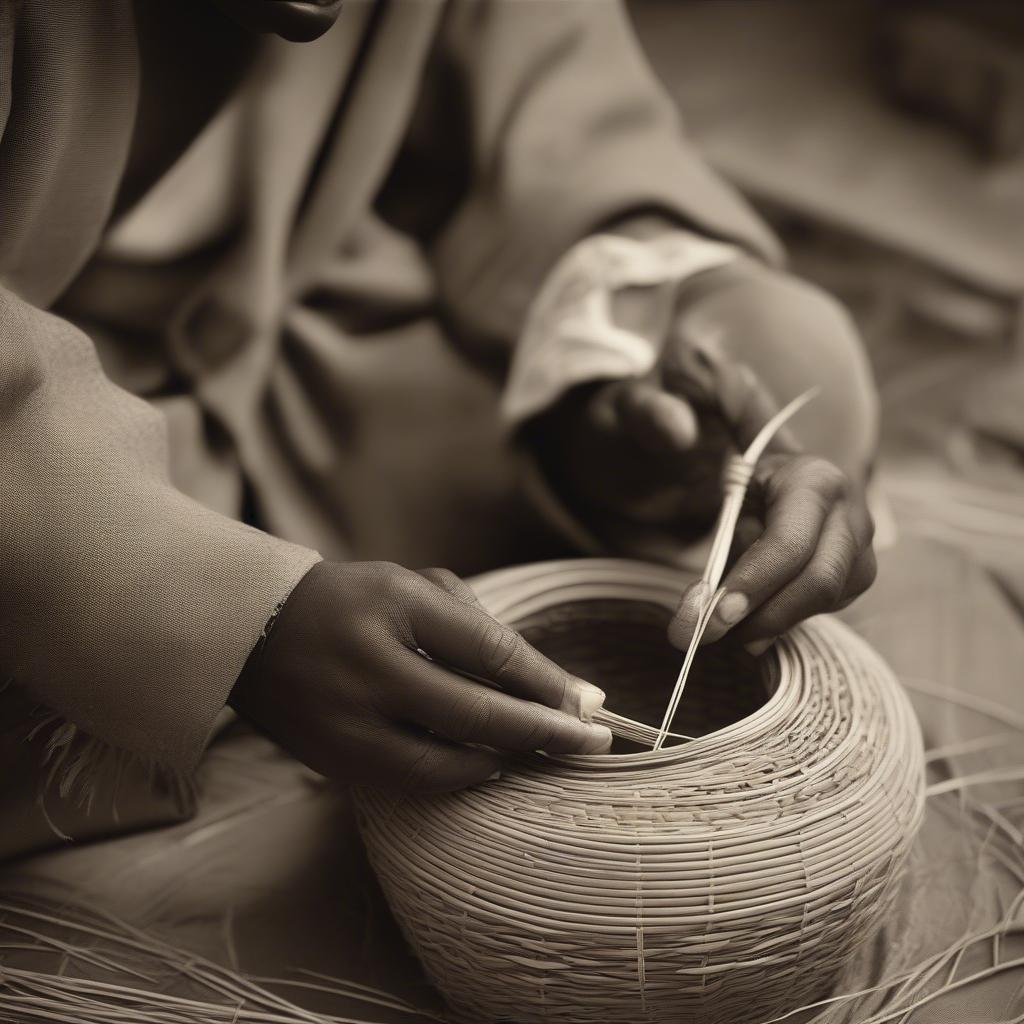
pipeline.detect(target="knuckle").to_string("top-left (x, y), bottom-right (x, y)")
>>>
top-left (370, 560), bottom-right (400, 586)
top-left (767, 452), bottom-right (811, 487)
top-left (520, 709), bottom-right (559, 752)
top-left (805, 558), bottom-right (847, 607)
top-left (760, 530), bottom-right (811, 575)
top-left (370, 560), bottom-right (403, 580)
top-left (372, 566), bottom-right (424, 639)
top-left (792, 456), bottom-right (848, 499)
top-left (821, 468), bottom-right (850, 501)
top-left (477, 620), bottom-right (523, 681)
top-left (778, 533), bottom-right (812, 568)
top-left (421, 567), bottom-right (461, 592)
top-left (445, 693), bottom-right (493, 743)
top-left (381, 565), bottom-right (422, 605)
top-left (822, 471), bottom-right (850, 504)
top-left (744, 603), bottom-right (789, 640)
top-left (401, 745), bottom-right (440, 792)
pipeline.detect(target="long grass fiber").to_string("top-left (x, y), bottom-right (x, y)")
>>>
top-left (3, 653), bottom-right (1022, 1022)
top-left (0, 895), bottom-right (439, 1024)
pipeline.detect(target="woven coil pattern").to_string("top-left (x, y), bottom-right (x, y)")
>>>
top-left (356, 559), bottom-right (926, 1024)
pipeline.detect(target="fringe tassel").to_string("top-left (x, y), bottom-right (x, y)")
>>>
top-left (18, 704), bottom-right (196, 840)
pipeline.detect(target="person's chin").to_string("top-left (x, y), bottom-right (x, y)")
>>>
top-left (215, 0), bottom-right (344, 42)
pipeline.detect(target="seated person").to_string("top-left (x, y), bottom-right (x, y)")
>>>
top-left (0, 0), bottom-right (876, 857)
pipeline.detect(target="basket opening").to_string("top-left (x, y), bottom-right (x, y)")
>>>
top-left (515, 598), bottom-right (771, 752)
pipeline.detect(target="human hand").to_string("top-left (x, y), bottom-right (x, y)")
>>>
top-left (527, 260), bottom-right (877, 652)
top-left (667, 452), bottom-right (876, 654)
top-left (229, 561), bottom-right (611, 792)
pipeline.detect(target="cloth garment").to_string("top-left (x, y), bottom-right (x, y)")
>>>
top-left (505, 230), bottom-right (746, 554)
top-left (502, 230), bottom-right (882, 559)
top-left (0, 0), bottom-right (779, 850)
top-left (503, 231), bottom-right (744, 425)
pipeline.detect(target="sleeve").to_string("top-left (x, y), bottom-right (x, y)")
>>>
top-left (501, 228), bottom-right (744, 427)
top-left (430, 0), bottom-right (782, 353)
top-left (0, 287), bottom-right (321, 774)
top-left (498, 227), bottom-right (749, 558)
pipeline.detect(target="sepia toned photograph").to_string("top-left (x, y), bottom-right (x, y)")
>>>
top-left (1, 1), bottom-right (1022, 1021)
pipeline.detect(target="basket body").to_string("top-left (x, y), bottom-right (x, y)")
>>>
top-left (356, 560), bottom-right (925, 1024)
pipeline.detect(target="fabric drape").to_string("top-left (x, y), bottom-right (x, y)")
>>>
top-left (1, 0), bottom-right (776, 852)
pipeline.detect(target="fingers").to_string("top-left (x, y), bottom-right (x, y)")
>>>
top-left (608, 380), bottom-right (699, 455)
top-left (404, 579), bottom-right (606, 721)
top-left (709, 458), bottom-right (854, 640)
top-left (667, 456), bottom-right (874, 651)
top-left (370, 725), bottom-right (503, 793)
top-left (668, 460), bottom-right (827, 649)
top-left (667, 580), bottom-right (715, 652)
top-left (397, 650), bottom-right (613, 755)
top-left (730, 512), bottom-right (876, 647)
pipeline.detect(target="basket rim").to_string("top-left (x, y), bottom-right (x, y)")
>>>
top-left (470, 557), bottom-right (796, 768)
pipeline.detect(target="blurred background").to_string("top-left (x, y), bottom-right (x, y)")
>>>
top-left (631, 0), bottom-right (1024, 605)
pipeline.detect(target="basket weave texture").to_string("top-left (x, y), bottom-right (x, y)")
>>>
top-left (356, 560), bottom-right (926, 1024)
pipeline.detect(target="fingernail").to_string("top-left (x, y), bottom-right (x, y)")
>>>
top-left (745, 637), bottom-right (776, 657)
top-left (578, 682), bottom-right (606, 722)
top-left (701, 591), bottom-right (749, 645)
top-left (667, 581), bottom-right (710, 650)
top-left (486, 770), bottom-right (502, 782)
top-left (583, 725), bottom-right (614, 754)
top-left (717, 591), bottom-right (749, 625)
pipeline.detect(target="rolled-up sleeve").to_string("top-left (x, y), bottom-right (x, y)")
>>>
top-left (501, 229), bottom-right (744, 428)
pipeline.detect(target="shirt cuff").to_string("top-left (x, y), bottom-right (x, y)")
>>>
top-left (502, 230), bottom-right (742, 428)
top-left (503, 230), bottom-right (742, 554)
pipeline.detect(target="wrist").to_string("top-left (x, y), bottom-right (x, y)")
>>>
top-left (229, 560), bottom-right (327, 714)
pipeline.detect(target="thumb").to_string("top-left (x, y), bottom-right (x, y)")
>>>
top-left (605, 379), bottom-right (700, 455)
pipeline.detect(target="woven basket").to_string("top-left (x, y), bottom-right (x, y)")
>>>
top-left (356, 559), bottom-right (926, 1024)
